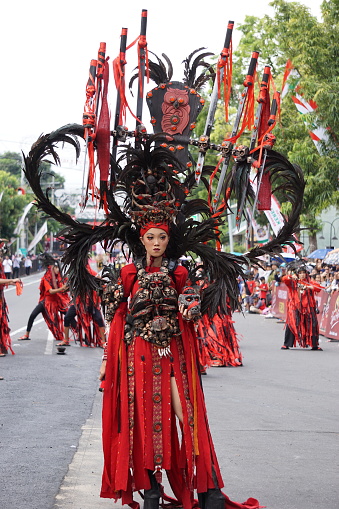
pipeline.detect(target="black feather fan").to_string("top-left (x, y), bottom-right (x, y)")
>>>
top-left (23, 128), bottom-right (305, 316)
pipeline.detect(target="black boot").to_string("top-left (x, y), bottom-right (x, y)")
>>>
top-left (204, 487), bottom-right (225, 509)
top-left (144, 471), bottom-right (160, 509)
top-left (198, 492), bottom-right (205, 509)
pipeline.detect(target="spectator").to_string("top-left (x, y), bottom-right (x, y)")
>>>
top-left (244, 274), bottom-right (257, 312)
top-left (3, 256), bottom-right (12, 278)
top-left (24, 256), bottom-right (32, 276)
top-left (267, 262), bottom-right (280, 285)
top-left (249, 296), bottom-right (268, 314)
top-left (258, 276), bottom-right (269, 306)
top-left (326, 271), bottom-right (339, 294)
top-left (251, 266), bottom-right (260, 281)
top-left (12, 254), bottom-right (21, 278)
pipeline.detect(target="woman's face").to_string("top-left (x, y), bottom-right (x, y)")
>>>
top-left (53, 265), bottom-right (60, 275)
top-left (141, 228), bottom-right (169, 259)
top-left (298, 270), bottom-right (307, 280)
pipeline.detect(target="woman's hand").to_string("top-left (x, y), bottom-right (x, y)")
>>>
top-left (179, 304), bottom-right (193, 321)
top-left (99, 360), bottom-right (107, 381)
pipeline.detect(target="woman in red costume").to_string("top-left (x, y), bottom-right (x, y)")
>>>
top-left (99, 223), bottom-right (258, 509)
top-left (0, 255), bottom-right (21, 357)
top-left (281, 267), bottom-right (322, 350)
top-left (23, 128), bottom-right (304, 509)
top-left (19, 255), bottom-right (69, 342)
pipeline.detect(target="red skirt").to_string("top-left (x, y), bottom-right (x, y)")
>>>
top-left (101, 303), bottom-right (261, 509)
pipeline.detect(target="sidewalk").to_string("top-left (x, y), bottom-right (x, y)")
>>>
top-left (53, 388), bottom-right (136, 509)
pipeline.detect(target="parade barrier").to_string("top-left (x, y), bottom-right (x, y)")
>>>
top-left (270, 283), bottom-right (339, 340)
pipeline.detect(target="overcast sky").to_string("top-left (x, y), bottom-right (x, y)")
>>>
top-left (0, 0), bottom-right (322, 190)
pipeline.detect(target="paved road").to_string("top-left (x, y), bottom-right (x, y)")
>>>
top-left (1, 278), bottom-right (338, 509)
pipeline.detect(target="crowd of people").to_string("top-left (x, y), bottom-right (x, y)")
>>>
top-left (237, 258), bottom-right (339, 317)
top-left (2, 253), bottom-right (33, 278)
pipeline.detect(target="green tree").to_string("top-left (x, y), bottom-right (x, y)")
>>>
top-left (230, 0), bottom-right (339, 251)
top-left (0, 151), bottom-right (66, 189)
top-left (0, 151), bottom-right (72, 251)
top-left (0, 152), bottom-right (23, 179)
top-left (0, 171), bottom-right (31, 239)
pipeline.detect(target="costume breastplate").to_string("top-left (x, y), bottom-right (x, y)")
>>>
top-left (124, 259), bottom-right (180, 350)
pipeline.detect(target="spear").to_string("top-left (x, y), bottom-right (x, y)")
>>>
top-left (135, 9), bottom-right (148, 148)
top-left (212, 50), bottom-right (259, 212)
top-left (111, 27), bottom-right (128, 186)
top-left (195, 21), bottom-right (234, 184)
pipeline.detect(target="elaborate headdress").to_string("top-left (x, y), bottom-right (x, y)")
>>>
top-left (23, 12), bottom-right (305, 316)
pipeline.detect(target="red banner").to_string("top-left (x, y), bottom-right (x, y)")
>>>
top-left (270, 284), bottom-right (339, 340)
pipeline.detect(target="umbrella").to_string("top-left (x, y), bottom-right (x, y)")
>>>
top-left (323, 248), bottom-right (339, 265)
top-left (307, 248), bottom-right (333, 259)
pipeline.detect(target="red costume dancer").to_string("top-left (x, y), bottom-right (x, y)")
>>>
top-left (59, 264), bottom-right (105, 347)
top-left (19, 255), bottom-right (69, 342)
top-left (99, 230), bottom-right (258, 509)
top-left (59, 294), bottom-right (105, 347)
top-left (0, 257), bottom-right (21, 356)
top-left (23, 17), bottom-right (305, 509)
top-left (24, 138), bottom-right (304, 509)
top-left (281, 267), bottom-right (322, 350)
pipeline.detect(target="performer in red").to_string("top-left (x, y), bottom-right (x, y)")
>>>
top-left (23, 26), bottom-right (305, 507)
top-left (19, 254), bottom-right (69, 342)
top-left (0, 255), bottom-right (21, 357)
top-left (281, 267), bottom-right (322, 350)
top-left (58, 264), bottom-right (106, 348)
top-left (99, 224), bottom-right (255, 509)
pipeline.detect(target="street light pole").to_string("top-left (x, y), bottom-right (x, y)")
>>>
top-left (320, 218), bottom-right (339, 249)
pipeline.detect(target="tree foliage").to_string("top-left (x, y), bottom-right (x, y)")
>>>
top-left (0, 170), bottom-right (31, 239)
top-left (231, 0), bottom-right (338, 247)
top-left (0, 151), bottom-right (69, 246)
top-left (0, 150), bottom-right (66, 188)
top-left (190, 1), bottom-right (338, 252)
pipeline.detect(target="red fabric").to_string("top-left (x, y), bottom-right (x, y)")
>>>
top-left (101, 264), bottom-right (260, 508)
top-left (197, 310), bottom-right (242, 367)
top-left (16, 281), bottom-right (23, 295)
top-left (282, 275), bottom-right (320, 347)
top-left (74, 297), bottom-right (103, 347)
top-left (96, 58), bottom-right (111, 184)
top-left (0, 263), bottom-right (14, 355)
top-left (0, 262), bottom-right (14, 355)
